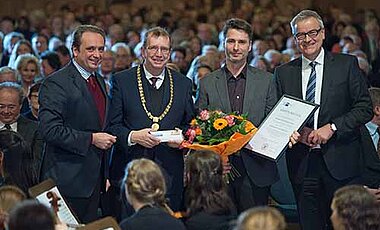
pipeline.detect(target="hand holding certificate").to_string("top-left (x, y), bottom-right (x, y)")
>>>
top-left (150, 129), bottom-right (184, 142)
top-left (245, 95), bottom-right (318, 161)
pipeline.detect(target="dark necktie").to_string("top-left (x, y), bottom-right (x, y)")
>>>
top-left (4, 124), bottom-right (11, 130)
top-left (150, 77), bottom-right (159, 89)
top-left (87, 74), bottom-right (106, 126)
top-left (377, 127), bottom-right (380, 158)
top-left (306, 62), bottom-right (317, 127)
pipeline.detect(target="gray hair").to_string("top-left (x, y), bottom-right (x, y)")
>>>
top-left (290, 10), bottom-right (324, 35)
top-left (111, 42), bottom-right (131, 56)
top-left (0, 82), bottom-right (24, 105)
top-left (0, 66), bottom-right (16, 76)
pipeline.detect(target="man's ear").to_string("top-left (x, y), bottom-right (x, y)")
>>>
top-left (374, 105), bottom-right (380, 116)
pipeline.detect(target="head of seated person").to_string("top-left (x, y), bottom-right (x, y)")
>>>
top-left (0, 185), bottom-right (26, 229)
top-left (234, 206), bottom-right (286, 230)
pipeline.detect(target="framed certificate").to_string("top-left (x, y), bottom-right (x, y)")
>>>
top-left (245, 94), bottom-right (318, 161)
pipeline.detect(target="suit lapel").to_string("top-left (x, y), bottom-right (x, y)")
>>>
top-left (291, 58), bottom-right (303, 99)
top-left (320, 52), bottom-right (334, 112)
top-left (243, 68), bottom-right (258, 115)
top-left (69, 63), bottom-right (102, 126)
top-left (215, 69), bottom-right (232, 113)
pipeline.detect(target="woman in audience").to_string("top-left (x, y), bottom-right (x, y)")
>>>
top-left (184, 150), bottom-right (236, 230)
top-left (7, 200), bottom-right (56, 230)
top-left (234, 206), bottom-right (286, 230)
top-left (0, 185), bottom-right (26, 230)
top-left (7, 39), bottom-right (34, 69)
top-left (331, 185), bottom-right (380, 230)
top-left (119, 158), bottom-right (186, 230)
top-left (14, 53), bottom-right (41, 114)
top-left (0, 130), bottom-right (38, 193)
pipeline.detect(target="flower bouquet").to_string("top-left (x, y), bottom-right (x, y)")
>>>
top-left (181, 110), bottom-right (257, 181)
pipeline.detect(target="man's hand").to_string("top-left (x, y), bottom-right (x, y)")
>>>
top-left (288, 131), bottom-right (300, 148)
top-left (365, 186), bottom-right (380, 203)
top-left (307, 124), bottom-right (334, 145)
top-left (167, 128), bottom-right (184, 148)
top-left (131, 128), bottom-right (160, 148)
top-left (92, 133), bottom-right (117, 150)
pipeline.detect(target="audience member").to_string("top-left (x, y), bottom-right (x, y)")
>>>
top-left (7, 39), bottom-right (34, 69)
top-left (7, 200), bottom-right (56, 230)
top-left (184, 150), bottom-right (236, 230)
top-left (0, 130), bottom-right (38, 192)
top-left (331, 185), bottom-right (380, 230)
top-left (0, 67), bottom-right (17, 83)
top-left (98, 49), bottom-right (115, 96)
top-left (53, 45), bottom-right (71, 67)
top-left (234, 206), bottom-right (286, 230)
top-left (111, 42), bottom-right (133, 72)
top-left (22, 82), bottom-right (41, 121)
top-left (31, 33), bottom-right (49, 57)
top-left (0, 185), bottom-right (26, 230)
top-left (119, 158), bottom-right (186, 230)
top-left (40, 51), bottom-right (62, 77)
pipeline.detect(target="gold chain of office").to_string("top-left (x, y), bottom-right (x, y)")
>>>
top-left (136, 65), bottom-right (174, 131)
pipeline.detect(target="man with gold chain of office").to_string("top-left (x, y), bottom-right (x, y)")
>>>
top-left (107, 26), bottom-right (195, 213)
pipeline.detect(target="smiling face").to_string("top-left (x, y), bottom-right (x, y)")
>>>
top-left (0, 88), bottom-right (21, 124)
top-left (224, 29), bottom-right (251, 65)
top-left (73, 31), bottom-right (105, 72)
top-left (294, 17), bottom-right (325, 60)
top-left (142, 35), bottom-right (171, 75)
top-left (20, 62), bottom-right (38, 85)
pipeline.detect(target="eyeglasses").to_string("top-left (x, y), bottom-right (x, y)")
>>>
top-left (146, 46), bottom-right (171, 55)
top-left (294, 28), bottom-right (323, 41)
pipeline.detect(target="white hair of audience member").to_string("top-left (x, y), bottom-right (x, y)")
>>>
top-left (111, 42), bottom-right (131, 56)
top-left (65, 33), bottom-right (73, 56)
top-left (282, 48), bottom-right (295, 59)
top-left (0, 31), bottom-right (3, 41)
top-left (48, 36), bottom-right (64, 51)
top-left (2, 32), bottom-right (24, 55)
top-left (249, 55), bottom-right (269, 71)
top-left (133, 41), bottom-right (144, 62)
top-left (263, 49), bottom-right (282, 68)
top-left (357, 57), bottom-right (370, 75)
top-left (202, 45), bottom-right (218, 55)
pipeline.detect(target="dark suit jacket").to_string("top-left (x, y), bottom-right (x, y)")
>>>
top-left (107, 66), bottom-right (195, 200)
top-left (17, 115), bottom-right (43, 165)
top-left (39, 62), bottom-right (109, 198)
top-left (197, 66), bottom-right (279, 187)
top-left (274, 52), bottom-right (373, 183)
top-left (350, 126), bottom-right (380, 188)
top-left (119, 206), bottom-right (186, 230)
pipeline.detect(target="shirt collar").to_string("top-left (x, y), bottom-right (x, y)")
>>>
top-left (224, 64), bottom-right (247, 80)
top-left (142, 64), bottom-right (165, 81)
top-left (301, 48), bottom-right (325, 70)
top-left (0, 122), bottom-right (17, 131)
top-left (366, 121), bottom-right (379, 136)
top-left (72, 60), bottom-right (95, 80)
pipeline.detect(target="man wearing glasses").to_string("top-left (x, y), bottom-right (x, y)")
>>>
top-left (107, 27), bottom-right (195, 214)
top-left (274, 10), bottom-right (372, 230)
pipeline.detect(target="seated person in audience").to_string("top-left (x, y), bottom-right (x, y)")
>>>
top-left (40, 51), bottom-right (62, 77)
top-left (7, 200), bottom-right (56, 230)
top-left (119, 158), bottom-right (186, 230)
top-left (53, 45), bottom-right (71, 67)
top-left (0, 130), bottom-right (38, 192)
top-left (330, 185), bottom-right (380, 230)
top-left (22, 82), bottom-right (41, 121)
top-left (0, 185), bottom-right (26, 230)
top-left (184, 150), bottom-right (236, 230)
top-left (234, 206), bottom-right (286, 230)
top-left (0, 82), bottom-right (43, 164)
top-left (0, 67), bottom-right (17, 83)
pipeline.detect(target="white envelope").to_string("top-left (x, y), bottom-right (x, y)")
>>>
top-left (150, 129), bottom-right (183, 142)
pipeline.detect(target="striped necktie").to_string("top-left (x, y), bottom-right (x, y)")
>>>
top-left (306, 62), bottom-right (317, 127)
top-left (377, 127), bottom-right (380, 159)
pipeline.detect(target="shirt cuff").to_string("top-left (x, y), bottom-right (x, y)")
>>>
top-left (128, 131), bottom-right (136, 146)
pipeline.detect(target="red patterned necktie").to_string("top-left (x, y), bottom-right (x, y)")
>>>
top-left (87, 74), bottom-right (106, 126)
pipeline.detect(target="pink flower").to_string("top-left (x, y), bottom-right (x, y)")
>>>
top-left (199, 110), bottom-right (210, 121)
top-left (224, 115), bottom-right (235, 127)
top-left (186, 129), bottom-right (196, 143)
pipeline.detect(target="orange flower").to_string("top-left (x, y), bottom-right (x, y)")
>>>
top-left (232, 115), bottom-right (244, 120)
top-left (195, 127), bottom-right (202, 135)
top-left (213, 118), bottom-right (228, 130)
top-left (245, 120), bottom-right (255, 133)
top-left (190, 119), bottom-right (198, 126)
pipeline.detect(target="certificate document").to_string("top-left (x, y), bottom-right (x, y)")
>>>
top-left (245, 94), bottom-right (318, 161)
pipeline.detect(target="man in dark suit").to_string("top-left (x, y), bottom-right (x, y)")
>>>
top-left (352, 87), bottom-right (380, 201)
top-left (197, 18), bottom-right (278, 213)
top-left (107, 27), bottom-right (195, 212)
top-left (0, 81), bottom-right (42, 167)
top-left (275, 10), bottom-right (373, 229)
top-left (39, 25), bottom-right (117, 223)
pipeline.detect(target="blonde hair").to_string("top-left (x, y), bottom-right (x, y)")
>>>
top-left (123, 159), bottom-right (172, 214)
top-left (14, 53), bottom-right (41, 79)
top-left (235, 206), bottom-right (286, 230)
top-left (0, 185), bottom-right (26, 213)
